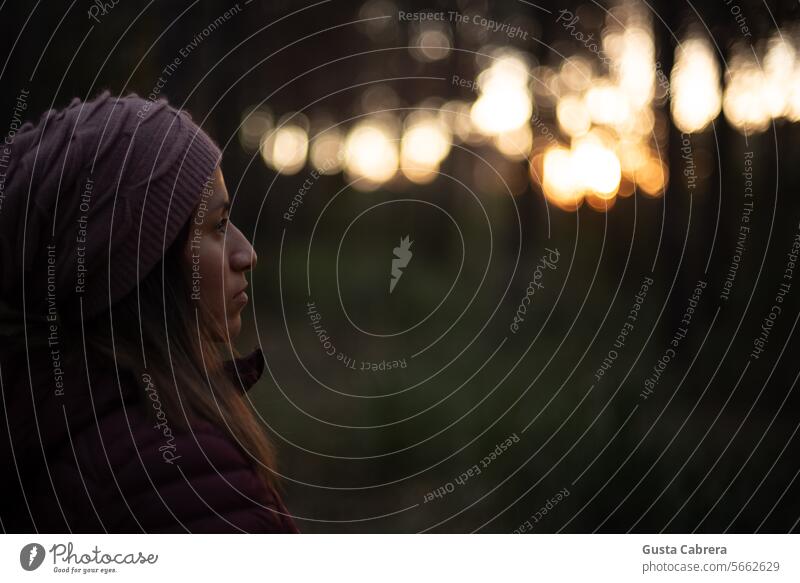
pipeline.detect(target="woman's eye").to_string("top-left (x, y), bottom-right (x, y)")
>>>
top-left (216, 217), bottom-right (229, 233)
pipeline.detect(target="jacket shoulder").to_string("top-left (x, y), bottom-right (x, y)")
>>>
top-left (57, 405), bottom-right (297, 533)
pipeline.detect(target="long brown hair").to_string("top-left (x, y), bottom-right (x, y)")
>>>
top-left (86, 220), bottom-right (279, 492)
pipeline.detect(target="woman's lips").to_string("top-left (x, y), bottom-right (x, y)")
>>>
top-left (232, 289), bottom-right (249, 306)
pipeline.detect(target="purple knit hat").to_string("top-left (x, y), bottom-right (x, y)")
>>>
top-left (0, 90), bottom-right (221, 325)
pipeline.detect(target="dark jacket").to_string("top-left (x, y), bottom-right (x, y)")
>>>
top-left (1, 348), bottom-right (298, 533)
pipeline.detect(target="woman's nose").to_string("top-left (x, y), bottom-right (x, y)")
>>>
top-left (230, 228), bottom-right (258, 272)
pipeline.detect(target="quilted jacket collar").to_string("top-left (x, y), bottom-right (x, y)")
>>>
top-left (223, 347), bottom-right (266, 393)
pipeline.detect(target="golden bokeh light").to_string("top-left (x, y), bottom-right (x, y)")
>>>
top-left (635, 157), bottom-right (668, 197)
top-left (584, 82), bottom-right (631, 128)
top-left (723, 50), bottom-right (772, 133)
top-left (616, 139), bottom-right (650, 174)
top-left (556, 94), bottom-right (591, 137)
top-left (764, 35), bottom-right (796, 118)
top-left (471, 89), bottom-right (532, 136)
top-left (542, 147), bottom-right (582, 210)
top-left (540, 139), bottom-right (622, 208)
top-left (476, 52), bottom-right (530, 90)
top-left (439, 100), bottom-right (479, 144)
top-left (310, 128), bottom-right (345, 174)
top-left (559, 57), bottom-right (594, 93)
top-left (724, 34), bottom-right (800, 132)
top-left (494, 124), bottom-right (533, 161)
top-left (239, 107), bottom-right (273, 151)
top-left (572, 139), bottom-right (622, 199)
top-left (412, 27), bottom-right (452, 62)
top-left (400, 113), bottom-right (452, 183)
top-left (344, 119), bottom-right (399, 187)
top-left (260, 124), bottom-right (308, 175)
top-left (471, 51), bottom-right (533, 135)
top-left (671, 37), bottom-right (722, 133)
top-left (788, 70), bottom-right (800, 122)
top-left (585, 192), bottom-right (618, 212)
top-left (610, 27), bottom-right (656, 110)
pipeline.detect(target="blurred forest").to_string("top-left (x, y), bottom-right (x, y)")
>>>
top-left (3, 0), bottom-right (800, 532)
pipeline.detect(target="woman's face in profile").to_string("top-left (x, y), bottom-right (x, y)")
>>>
top-left (183, 166), bottom-right (257, 339)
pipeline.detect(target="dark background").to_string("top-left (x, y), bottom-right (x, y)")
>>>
top-left (2, 0), bottom-right (800, 532)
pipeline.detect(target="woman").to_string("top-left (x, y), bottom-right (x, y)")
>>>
top-left (0, 91), bottom-right (298, 533)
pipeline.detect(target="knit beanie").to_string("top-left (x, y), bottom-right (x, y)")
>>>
top-left (0, 90), bottom-right (222, 329)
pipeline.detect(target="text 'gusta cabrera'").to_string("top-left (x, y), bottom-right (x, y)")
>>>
top-left (643, 545), bottom-right (728, 555)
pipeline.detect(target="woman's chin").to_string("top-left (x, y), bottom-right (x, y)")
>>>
top-left (210, 312), bottom-right (242, 341)
top-left (225, 314), bottom-right (242, 339)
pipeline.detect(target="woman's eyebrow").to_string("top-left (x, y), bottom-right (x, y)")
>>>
top-left (210, 199), bottom-right (231, 213)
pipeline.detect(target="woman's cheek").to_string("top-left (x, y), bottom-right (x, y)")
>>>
top-left (205, 244), bottom-right (228, 313)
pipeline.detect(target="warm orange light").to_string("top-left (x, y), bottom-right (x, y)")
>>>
top-left (671, 37), bottom-right (722, 133)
